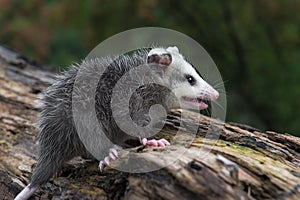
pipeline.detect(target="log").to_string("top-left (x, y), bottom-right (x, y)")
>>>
top-left (0, 45), bottom-right (299, 200)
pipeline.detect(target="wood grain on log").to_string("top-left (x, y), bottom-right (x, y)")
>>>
top-left (0, 46), bottom-right (299, 200)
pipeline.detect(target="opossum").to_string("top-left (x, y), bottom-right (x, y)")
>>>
top-left (15, 46), bottom-right (219, 200)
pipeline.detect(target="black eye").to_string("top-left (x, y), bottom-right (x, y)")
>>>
top-left (185, 75), bottom-right (196, 86)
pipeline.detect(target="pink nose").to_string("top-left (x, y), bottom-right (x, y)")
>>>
top-left (213, 91), bottom-right (219, 100)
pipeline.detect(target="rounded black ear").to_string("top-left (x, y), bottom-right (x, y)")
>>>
top-left (147, 53), bottom-right (172, 66)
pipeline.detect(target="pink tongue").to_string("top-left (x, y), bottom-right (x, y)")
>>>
top-left (198, 101), bottom-right (208, 109)
top-left (184, 99), bottom-right (208, 109)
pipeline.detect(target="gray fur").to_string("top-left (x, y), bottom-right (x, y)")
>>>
top-left (28, 48), bottom-right (174, 188)
top-left (16, 46), bottom-right (217, 199)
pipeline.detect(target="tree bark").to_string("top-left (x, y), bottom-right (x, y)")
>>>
top-left (0, 45), bottom-right (299, 200)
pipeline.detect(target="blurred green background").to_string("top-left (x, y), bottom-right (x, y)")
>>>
top-left (0, 0), bottom-right (299, 136)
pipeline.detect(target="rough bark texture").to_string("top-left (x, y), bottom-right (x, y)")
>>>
top-left (0, 45), bottom-right (299, 200)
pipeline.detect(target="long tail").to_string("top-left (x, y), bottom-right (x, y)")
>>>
top-left (15, 184), bottom-right (38, 200)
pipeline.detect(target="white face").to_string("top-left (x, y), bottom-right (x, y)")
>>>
top-left (148, 46), bottom-right (219, 110)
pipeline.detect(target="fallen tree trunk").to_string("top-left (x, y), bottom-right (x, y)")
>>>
top-left (0, 45), bottom-right (299, 200)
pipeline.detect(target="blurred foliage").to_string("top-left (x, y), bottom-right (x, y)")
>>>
top-left (0, 0), bottom-right (299, 136)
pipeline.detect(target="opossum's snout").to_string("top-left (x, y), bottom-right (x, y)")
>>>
top-left (213, 90), bottom-right (219, 100)
top-left (200, 88), bottom-right (219, 101)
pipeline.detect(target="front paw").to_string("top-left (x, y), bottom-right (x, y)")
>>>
top-left (141, 138), bottom-right (170, 147)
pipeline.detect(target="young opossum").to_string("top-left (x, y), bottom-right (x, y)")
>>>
top-left (15, 46), bottom-right (219, 200)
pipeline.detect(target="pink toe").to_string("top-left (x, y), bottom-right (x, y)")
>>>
top-left (160, 139), bottom-right (170, 146)
top-left (110, 149), bottom-right (118, 158)
top-left (148, 139), bottom-right (158, 146)
top-left (157, 141), bottom-right (165, 147)
top-left (142, 138), bottom-right (148, 146)
top-left (109, 152), bottom-right (116, 160)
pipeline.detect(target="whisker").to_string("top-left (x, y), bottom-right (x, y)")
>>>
top-left (211, 100), bottom-right (226, 111)
top-left (212, 79), bottom-right (229, 88)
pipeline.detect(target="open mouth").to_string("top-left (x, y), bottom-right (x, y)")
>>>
top-left (181, 96), bottom-right (208, 110)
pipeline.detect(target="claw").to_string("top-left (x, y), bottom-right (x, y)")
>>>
top-left (99, 161), bottom-right (105, 172)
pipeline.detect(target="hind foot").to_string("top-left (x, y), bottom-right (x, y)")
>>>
top-left (141, 138), bottom-right (170, 147)
top-left (99, 145), bottom-right (121, 172)
top-left (98, 139), bottom-right (170, 172)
